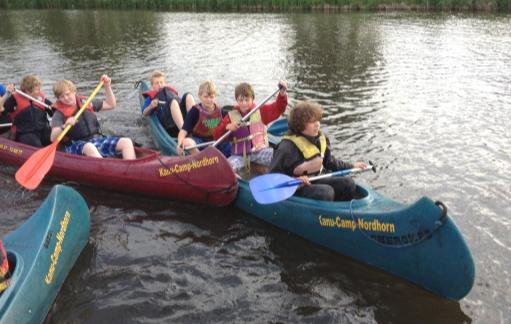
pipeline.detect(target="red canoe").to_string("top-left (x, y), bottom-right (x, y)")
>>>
top-left (0, 136), bottom-right (238, 207)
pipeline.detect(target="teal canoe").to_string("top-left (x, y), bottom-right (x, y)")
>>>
top-left (0, 185), bottom-right (90, 323)
top-left (136, 81), bottom-right (475, 300)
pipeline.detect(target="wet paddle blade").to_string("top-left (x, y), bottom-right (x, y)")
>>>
top-left (249, 173), bottom-right (301, 205)
top-left (15, 142), bottom-right (58, 190)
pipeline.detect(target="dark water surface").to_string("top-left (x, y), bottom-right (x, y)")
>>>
top-left (1, 10), bottom-right (510, 323)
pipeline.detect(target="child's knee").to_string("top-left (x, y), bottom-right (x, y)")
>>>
top-left (83, 143), bottom-right (101, 157)
top-left (117, 137), bottom-right (134, 150)
top-left (183, 137), bottom-right (195, 146)
top-left (317, 186), bottom-right (335, 201)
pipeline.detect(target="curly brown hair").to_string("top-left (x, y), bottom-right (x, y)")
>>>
top-left (234, 82), bottom-right (254, 100)
top-left (288, 100), bottom-right (323, 135)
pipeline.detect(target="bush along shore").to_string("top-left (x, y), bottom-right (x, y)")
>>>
top-left (0, 0), bottom-right (509, 12)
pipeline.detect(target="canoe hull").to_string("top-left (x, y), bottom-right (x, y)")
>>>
top-left (235, 180), bottom-right (475, 300)
top-left (0, 137), bottom-right (237, 207)
top-left (0, 185), bottom-right (90, 324)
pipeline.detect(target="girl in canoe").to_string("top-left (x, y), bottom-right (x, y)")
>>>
top-left (50, 75), bottom-right (136, 160)
top-left (212, 81), bottom-right (288, 172)
top-left (141, 70), bottom-right (195, 137)
top-left (176, 80), bottom-right (230, 157)
top-left (0, 75), bottom-right (53, 147)
top-left (269, 100), bottom-right (367, 201)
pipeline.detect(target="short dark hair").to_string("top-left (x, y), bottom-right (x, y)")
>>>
top-left (288, 100), bottom-right (323, 135)
top-left (234, 82), bottom-right (254, 100)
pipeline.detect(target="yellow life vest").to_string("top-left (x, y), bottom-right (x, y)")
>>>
top-left (283, 133), bottom-right (327, 176)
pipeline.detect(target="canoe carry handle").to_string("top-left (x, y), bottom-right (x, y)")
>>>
top-left (435, 200), bottom-right (448, 224)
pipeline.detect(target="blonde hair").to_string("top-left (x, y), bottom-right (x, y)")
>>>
top-left (198, 80), bottom-right (217, 97)
top-left (20, 75), bottom-right (42, 93)
top-left (150, 70), bottom-right (166, 84)
top-left (234, 82), bottom-right (254, 100)
top-left (53, 80), bottom-right (77, 98)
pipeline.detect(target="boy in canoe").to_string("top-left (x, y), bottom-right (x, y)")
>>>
top-left (141, 70), bottom-right (195, 137)
top-left (50, 75), bottom-right (136, 159)
top-left (0, 84), bottom-right (11, 134)
top-left (0, 75), bottom-right (53, 147)
top-left (269, 100), bottom-right (367, 201)
top-left (176, 80), bottom-right (230, 157)
top-left (0, 241), bottom-right (9, 293)
top-left (212, 81), bottom-right (288, 172)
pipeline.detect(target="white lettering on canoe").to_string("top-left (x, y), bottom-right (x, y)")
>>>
top-left (318, 215), bottom-right (395, 233)
top-left (159, 156), bottom-right (220, 177)
top-left (44, 211), bottom-right (71, 285)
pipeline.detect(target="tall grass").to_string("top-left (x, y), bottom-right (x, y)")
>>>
top-left (0, 0), bottom-right (509, 11)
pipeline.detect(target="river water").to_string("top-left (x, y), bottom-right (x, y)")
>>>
top-left (0, 10), bottom-right (510, 323)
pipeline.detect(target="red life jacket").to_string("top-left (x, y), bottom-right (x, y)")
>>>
top-left (142, 85), bottom-right (179, 100)
top-left (10, 91), bottom-right (48, 119)
top-left (52, 95), bottom-right (94, 119)
top-left (192, 103), bottom-right (222, 139)
top-left (53, 95), bottom-right (100, 141)
top-left (10, 91), bottom-right (49, 135)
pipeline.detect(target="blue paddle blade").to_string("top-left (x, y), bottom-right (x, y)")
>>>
top-left (268, 118), bottom-right (288, 136)
top-left (249, 173), bottom-right (302, 205)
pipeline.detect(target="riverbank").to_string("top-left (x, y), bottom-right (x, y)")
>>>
top-left (0, 0), bottom-right (509, 12)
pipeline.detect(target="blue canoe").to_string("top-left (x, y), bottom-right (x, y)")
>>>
top-left (0, 185), bottom-right (90, 323)
top-left (136, 81), bottom-right (475, 300)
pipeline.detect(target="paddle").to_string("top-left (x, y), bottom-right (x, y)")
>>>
top-left (14, 88), bottom-right (52, 110)
top-left (0, 123), bottom-right (12, 128)
top-left (249, 162), bottom-right (376, 204)
top-left (180, 105), bottom-right (236, 151)
top-left (15, 81), bottom-right (104, 190)
top-left (184, 121), bottom-right (258, 150)
top-left (211, 86), bottom-right (282, 148)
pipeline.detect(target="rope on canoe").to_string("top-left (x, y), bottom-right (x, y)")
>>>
top-left (157, 156), bottom-right (237, 204)
top-left (348, 199), bottom-right (449, 248)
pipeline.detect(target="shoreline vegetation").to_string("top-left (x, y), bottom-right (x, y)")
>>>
top-left (0, 0), bottom-right (509, 12)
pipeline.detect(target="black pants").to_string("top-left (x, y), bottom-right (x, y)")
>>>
top-left (296, 176), bottom-right (357, 201)
top-left (16, 129), bottom-right (51, 147)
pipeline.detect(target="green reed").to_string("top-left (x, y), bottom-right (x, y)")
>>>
top-left (0, 0), bottom-right (509, 11)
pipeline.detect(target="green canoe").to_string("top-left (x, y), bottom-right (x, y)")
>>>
top-left (0, 185), bottom-right (90, 323)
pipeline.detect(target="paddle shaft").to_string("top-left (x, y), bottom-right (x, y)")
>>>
top-left (14, 89), bottom-right (52, 109)
top-left (0, 123), bottom-right (12, 128)
top-left (212, 87), bottom-right (281, 147)
top-left (185, 121), bottom-right (256, 150)
top-left (275, 165), bottom-right (375, 189)
top-left (56, 81), bottom-right (104, 142)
